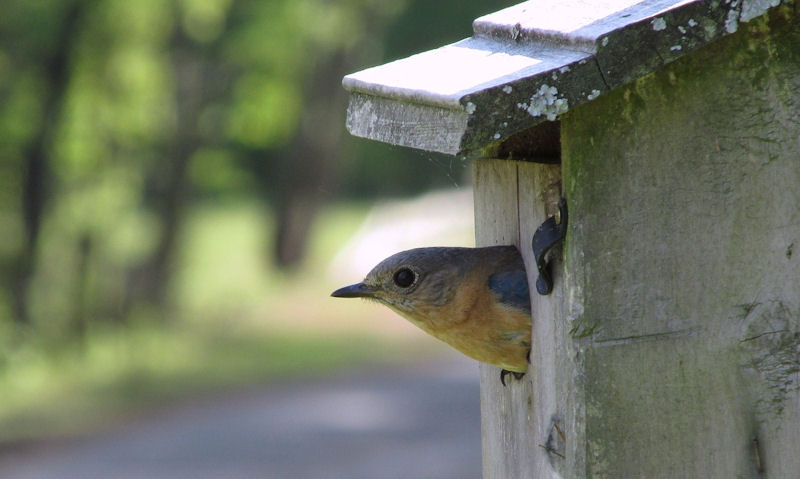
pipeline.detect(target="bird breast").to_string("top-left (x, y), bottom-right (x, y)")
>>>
top-left (396, 276), bottom-right (532, 372)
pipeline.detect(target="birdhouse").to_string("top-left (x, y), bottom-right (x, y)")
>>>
top-left (342, 1), bottom-right (800, 478)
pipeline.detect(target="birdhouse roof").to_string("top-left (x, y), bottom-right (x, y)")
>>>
top-left (343, 0), bottom-right (786, 156)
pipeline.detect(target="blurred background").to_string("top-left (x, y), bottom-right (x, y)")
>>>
top-left (0, 0), bottom-right (519, 459)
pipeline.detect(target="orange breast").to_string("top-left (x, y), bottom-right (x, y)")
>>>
top-left (397, 276), bottom-right (532, 372)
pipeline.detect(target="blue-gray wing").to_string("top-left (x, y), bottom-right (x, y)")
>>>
top-left (488, 270), bottom-right (531, 314)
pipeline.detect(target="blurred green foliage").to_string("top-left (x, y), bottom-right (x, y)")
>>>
top-left (0, 0), bottom-right (516, 440)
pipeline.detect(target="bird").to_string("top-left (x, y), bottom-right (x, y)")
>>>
top-left (331, 246), bottom-right (532, 386)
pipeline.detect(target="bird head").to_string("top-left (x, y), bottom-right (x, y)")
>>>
top-left (331, 245), bottom-right (532, 376)
top-left (330, 247), bottom-right (462, 317)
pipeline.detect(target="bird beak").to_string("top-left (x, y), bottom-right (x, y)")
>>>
top-left (331, 282), bottom-right (376, 298)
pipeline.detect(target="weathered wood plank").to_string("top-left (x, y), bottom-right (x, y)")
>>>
top-left (474, 159), bottom-right (564, 478)
top-left (562, 8), bottom-right (800, 477)
top-left (345, 92), bottom-right (468, 155)
top-left (344, 0), bottom-right (788, 155)
top-left (474, 159), bottom-right (530, 479)
top-left (517, 163), bottom-right (567, 478)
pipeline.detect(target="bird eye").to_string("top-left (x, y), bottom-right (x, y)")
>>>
top-left (393, 268), bottom-right (416, 288)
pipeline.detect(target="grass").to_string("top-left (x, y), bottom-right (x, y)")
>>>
top-left (0, 198), bottom-right (444, 445)
top-left (0, 324), bottom-right (412, 444)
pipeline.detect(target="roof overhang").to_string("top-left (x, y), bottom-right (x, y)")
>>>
top-left (343, 0), bottom-right (787, 156)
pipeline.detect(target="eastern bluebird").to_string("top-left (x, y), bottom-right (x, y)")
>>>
top-left (331, 246), bottom-right (532, 385)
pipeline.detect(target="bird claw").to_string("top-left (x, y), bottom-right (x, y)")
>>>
top-left (500, 369), bottom-right (526, 386)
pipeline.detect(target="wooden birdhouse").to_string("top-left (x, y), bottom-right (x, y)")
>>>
top-left (342, 1), bottom-right (800, 477)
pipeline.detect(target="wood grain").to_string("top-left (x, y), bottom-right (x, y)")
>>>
top-left (474, 159), bottom-right (563, 478)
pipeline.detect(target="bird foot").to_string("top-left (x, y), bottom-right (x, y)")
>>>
top-left (500, 369), bottom-right (526, 386)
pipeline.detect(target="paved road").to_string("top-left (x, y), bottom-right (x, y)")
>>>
top-left (0, 358), bottom-right (481, 479)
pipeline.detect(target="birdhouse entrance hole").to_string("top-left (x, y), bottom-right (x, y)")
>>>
top-left (487, 121), bottom-right (561, 164)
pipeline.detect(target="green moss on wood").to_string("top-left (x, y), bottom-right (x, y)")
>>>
top-left (561, 4), bottom-right (800, 477)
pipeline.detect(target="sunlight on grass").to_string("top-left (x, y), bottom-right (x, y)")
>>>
top-left (0, 196), bottom-right (461, 444)
top-left (175, 199), bottom-right (377, 326)
top-left (0, 323), bottom-right (409, 443)
top-left (176, 201), bottom-right (277, 319)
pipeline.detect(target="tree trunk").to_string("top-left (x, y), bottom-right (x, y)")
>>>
top-left (272, 4), bottom-right (393, 268)
top-left (273, 50), bottom-right (353, 268)
top-left (13, 1), bottom-right (83, 326)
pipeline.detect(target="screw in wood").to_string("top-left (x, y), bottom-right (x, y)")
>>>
top-left (753, 437), bottom-right (764, 473)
